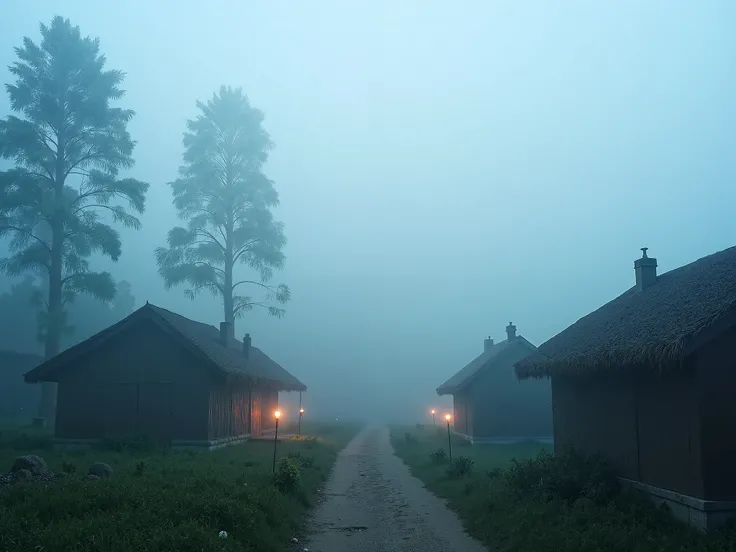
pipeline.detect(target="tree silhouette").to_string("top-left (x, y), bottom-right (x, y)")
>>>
top-left (0, 17), bottom-right (149, 423)
top-left (156, 86), bottom-right (289, 330)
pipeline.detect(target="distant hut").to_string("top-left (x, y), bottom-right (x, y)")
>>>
top-left (0, 350), bottom-right (42, 424)
top-left (515, 246), bottom-right (736, 531)
top-left (437, 323), bottom-right (552, 444)
top-left (24, 303), bottom-right (306, 449)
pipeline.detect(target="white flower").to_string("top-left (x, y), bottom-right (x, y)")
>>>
top-left (219, 530), bottom-right (228, 538)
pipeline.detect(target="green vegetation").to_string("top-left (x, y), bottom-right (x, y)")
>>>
top-left (393, 427), bottom-right (736, 552)
top-left (155, 85), bottom-right (290, 324)
top-left (0, 422), bottom-right (359, 552)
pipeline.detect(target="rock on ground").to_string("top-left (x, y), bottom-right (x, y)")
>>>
top-left (305, 426), bottom-right (492, 552)
top-left (11, 455), bottom-right (48, 475)
top-left (88, 462), bottom-right (113, 479)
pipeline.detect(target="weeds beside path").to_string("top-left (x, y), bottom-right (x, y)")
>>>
top-left (0, 422), bottom-right (361, 552)
top-left (392, 425), bottom-right (736, 552)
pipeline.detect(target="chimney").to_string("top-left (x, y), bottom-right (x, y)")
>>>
top-left (484, 336), bottom-right (494, 352)
top-left (219, 321), bottom-right (232, 345)
top-left (506, 322), bottom-right (517, 341)
top-left (634, 247), bottom-right (657, 291)
top-left (243, 333), bottom-right (251, 358)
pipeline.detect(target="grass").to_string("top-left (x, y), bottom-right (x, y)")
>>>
top-left (393, 425), bottom-right (736, 552)
top-left (0, 421), bottom-right (361, 552)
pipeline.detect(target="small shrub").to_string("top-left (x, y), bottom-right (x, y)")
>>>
top-left (504, 448), bottom-right (619, 505)
top-left (485, 467), bottom-right (502, 479)
top-left (446, 456), bottom-right (474, 478)
top-left (415, 423), bottom-right (424, 429)
top-left (61, 461), bottom-right (76, 474)
top-left (287, 451), bottom-right (315, 469)
top-left (430, 448), bottom-right (448, 465)
top-left (273, 457), bottom-right (301, 493)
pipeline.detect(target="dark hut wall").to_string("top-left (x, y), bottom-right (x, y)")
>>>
top-left (552, 368), bottom-right (703, 499)
top-left (471, 348), bottom-right (552, 439)
top-left (259, 389), bottom-right (278, 432)
top-left (52, 318), bottom-right (210, 442)
top-left (453, 390), bottom-right (473, 435)
top-left (697, 323), bottom-right (736, 501)
top-left (207, 382), bottom-right (251, 440)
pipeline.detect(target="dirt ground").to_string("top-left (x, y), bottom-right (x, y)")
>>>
top-left (305, 426), bottom-right (490, 552)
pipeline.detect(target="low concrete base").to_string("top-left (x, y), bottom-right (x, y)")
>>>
top-left (453, 431), bottom-right (553, 445)
top-left (620, 478), bottom-right (736, 532)
top-left (171, 434), bottom-right (250, 451)
top-left (52, 434), bottom-right (251, 452)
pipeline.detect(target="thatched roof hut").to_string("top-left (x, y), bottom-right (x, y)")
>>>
top-left (514, 246), bottom-right (736, 532)
top-left (435, 323), bottom-right (551, 444)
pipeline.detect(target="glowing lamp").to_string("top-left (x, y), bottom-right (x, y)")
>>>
top-left (274, 410), bottom-right (281, 419)
top-left (445, 414), bottom-right (451, 421)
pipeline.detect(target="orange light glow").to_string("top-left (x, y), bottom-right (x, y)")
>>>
top-left (274, 410), bottom-right (281, 419)
top-left (300, 408), bottom-right (304, 414)
top-left (445, 414), bottom-right (451, 421)
top-left (431, 409), bottom-right (436, 415)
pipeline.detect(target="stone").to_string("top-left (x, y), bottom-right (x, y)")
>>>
top-left (88, 462), bottom-right (113, 479)
top-left (86, 474), bottom-right (101, 481)
top-left (14, 468), bottom-right (32, 480)
top-left (11, 455), bottom-right (48, 476)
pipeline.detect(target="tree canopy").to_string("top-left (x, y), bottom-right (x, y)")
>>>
top-left (0, 16), bottom-right (149, 422)
top-left (156, 85), bottom-right (289, 327)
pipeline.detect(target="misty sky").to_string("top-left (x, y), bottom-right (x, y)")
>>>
top-left (1, 1), bottom-right (735, 423)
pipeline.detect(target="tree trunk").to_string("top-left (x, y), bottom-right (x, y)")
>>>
top-left (223, 234), bottom-right (234, 332)
top-left (223, 182), bottom-right (235, 335)
top-left (37, 140), bottom-right (66, 427)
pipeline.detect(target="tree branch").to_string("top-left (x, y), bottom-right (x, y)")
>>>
top-left (0, 225), bottom-right (51, 251)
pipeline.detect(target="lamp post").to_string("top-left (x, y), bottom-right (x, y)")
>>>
top-left (431, 409), bottom-right (436, 426)
top-left (272, 410), bottom-right (281, 473)
top-left (298, 408), bottom-right (304, 436)
top-left (445, 414), bottom-right (452, 461)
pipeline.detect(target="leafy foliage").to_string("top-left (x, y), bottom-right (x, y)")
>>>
top-left (430, 448), bottom-right (448, 465)
top-left (273, 456), bottom-right (301, 494)
top-left (286, 451), bottom-right (315, 469)
top-left (446, 456), bottom-right (474, 478)
top-left (0, 275), bottom-right (135, 354)
top-left (505, 448), bottom-right (619, 505)
top-left (0, 16), bottom-right (148, 370)
top-left (155, 85), bottom-right (289, 324)
top-left (391, 429), bottom-right (735, 552)
top-left (0, 424), bottom-right (358, 552)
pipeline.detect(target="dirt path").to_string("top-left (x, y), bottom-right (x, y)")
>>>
top-left (304, 426), bottom-right (490, 552)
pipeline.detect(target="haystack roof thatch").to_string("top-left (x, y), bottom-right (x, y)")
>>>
top-left (515, 246), bottom-right (736, 380)
top-left (24, 303), bottom-right (306, 392)
top-left (437, 336), bottom-right (536, 395)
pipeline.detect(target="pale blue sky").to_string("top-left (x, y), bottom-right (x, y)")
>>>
top-left (1, 1), bottom-right (735, 422)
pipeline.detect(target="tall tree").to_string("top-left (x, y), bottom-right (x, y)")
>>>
top-left (0, 17), bottom-right (149, 424)
top-left (156, 86), bottom-right (289, 330)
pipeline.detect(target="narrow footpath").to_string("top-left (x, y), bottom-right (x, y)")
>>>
top-left (305, 426), bottom-right (490, 552)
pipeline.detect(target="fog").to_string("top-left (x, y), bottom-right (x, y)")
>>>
top-left (1, 1), bottom-right (735, 424)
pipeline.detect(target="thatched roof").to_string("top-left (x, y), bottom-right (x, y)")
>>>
top-left (24, 303), bottom-right (306, 392)
top-left (515, 245), bottom-right (736, 380)
top-left (437, 336), bottom-right (536, 395)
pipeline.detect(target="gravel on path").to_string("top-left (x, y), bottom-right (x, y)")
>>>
top-left (305, 426), bottom-right (492, 552)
